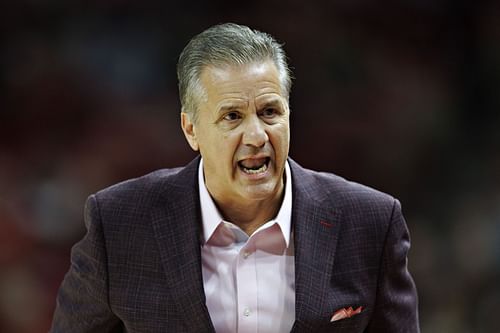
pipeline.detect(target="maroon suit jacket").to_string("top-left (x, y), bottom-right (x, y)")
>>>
top-left (51, 157), bottom-right (419, 332)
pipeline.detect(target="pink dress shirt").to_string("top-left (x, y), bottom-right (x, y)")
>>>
top-left (198, 159), bottom-right (295, 333)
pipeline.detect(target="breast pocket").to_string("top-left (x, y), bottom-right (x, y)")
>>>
top-left (324, 309), bottom-right (370, 332)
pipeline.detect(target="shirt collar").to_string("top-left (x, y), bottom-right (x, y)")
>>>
top-left (198, 158), bottom-right (293, 247)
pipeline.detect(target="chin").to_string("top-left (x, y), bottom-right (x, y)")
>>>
top-left (240, 181), bottom-right (281, 201)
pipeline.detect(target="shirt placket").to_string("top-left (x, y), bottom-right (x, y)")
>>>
top-left (236, 240), bottom-right (258, 333)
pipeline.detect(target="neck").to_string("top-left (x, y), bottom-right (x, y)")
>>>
top-left (215, 193), bottom-right (284, 235)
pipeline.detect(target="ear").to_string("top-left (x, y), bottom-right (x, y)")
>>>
top-left (181, 112), bottom-right (199, 151)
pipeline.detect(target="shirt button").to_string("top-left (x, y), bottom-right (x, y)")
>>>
top-left (243, 308), bottom-right (251, 317)
top-left (243, 251), bottom-right (251, 259)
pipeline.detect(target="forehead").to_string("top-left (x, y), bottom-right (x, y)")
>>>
top-left (199, 61), bottom-right (284, 101)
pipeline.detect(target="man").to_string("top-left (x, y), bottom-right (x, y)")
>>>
top-left (51, 23), bottom-right (419, 332)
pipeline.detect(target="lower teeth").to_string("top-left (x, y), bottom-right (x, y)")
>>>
top-left (243, 163), bottom-right (268, 174)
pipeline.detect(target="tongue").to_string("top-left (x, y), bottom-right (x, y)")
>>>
top-left (240, 158), bottom-right (267, 169)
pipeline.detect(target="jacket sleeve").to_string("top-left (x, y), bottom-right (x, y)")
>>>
top-left (366, 199), bottom-right (420, 332)
top-left (50, 195), bottom-right (122, 332)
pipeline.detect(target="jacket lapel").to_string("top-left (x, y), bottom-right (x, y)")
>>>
top-left (288, 159), bottom-right (343, 332)
top-left (150, 156), bottom-right (215, 332)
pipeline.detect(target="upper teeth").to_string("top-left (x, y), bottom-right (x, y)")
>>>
top-left (242, 163), bottom-right (268, 174)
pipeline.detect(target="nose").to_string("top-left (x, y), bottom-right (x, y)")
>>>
top-left (242, 115), bottom-right (268, 148)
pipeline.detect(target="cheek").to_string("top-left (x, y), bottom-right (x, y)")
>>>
top-left (226, 127), bottom-right (245, 144)
top-left (270, 126), bottom-right (290, 155)
top-left (220, 132), bottom-right (241, 161)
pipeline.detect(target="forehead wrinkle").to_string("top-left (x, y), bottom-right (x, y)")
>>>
top-left (208, 84), bottom-right (248, 104)
top-left (201, 61), bottom-right (286, 115)
top-left (219, 90), bottom-right (249, 98)
top-left (215, 98), bottom-right (248, 111)
top-left (254, 82), bottom-right (282, 96)
top-left (255, 92), bottom-right (284, 104)
top-left (255, 90), bottom-right (282, 98)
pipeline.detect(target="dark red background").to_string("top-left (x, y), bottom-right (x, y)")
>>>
top-left (2, 1), bottom-right (499, 331)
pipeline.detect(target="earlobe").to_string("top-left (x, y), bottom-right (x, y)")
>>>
top-left (181, 112), bottom-right (199, 151)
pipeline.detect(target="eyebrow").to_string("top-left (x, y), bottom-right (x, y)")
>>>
top-left (215, 98), bottom-right (283, 114)
top-left (257, 99), bottom-right (283, 110)
top-left (217, 103), bottom-right (246, 114)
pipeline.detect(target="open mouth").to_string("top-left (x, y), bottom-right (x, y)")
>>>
top-left (238, 157), bottom-right (270, 175)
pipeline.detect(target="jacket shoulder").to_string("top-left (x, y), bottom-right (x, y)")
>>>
top-left (84, 158), bottom-right (200, 233)
top-left (94, 167), bottom-right (183, 200)
top-left (93, 157), bottom-right (200, 204)
top-left (289, 159), bottom-right (397, 219)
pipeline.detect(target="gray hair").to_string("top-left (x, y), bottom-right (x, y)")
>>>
top-left (177, 23), bottom-right (292, 122)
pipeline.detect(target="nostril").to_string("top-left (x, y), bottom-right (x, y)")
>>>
top-left (242, 129), bottom-right (269, 147)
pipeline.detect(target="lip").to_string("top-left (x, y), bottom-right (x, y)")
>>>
top-left (237, 153), bottom-right (270, 163)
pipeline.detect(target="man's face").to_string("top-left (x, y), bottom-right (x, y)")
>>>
top-left (182, 61), bottom-right (290, 206)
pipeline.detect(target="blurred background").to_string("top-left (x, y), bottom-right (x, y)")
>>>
top-left (1, 0), bottom-right (500, 332)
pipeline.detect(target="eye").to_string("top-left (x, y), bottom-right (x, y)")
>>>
top-left (261, 108), bottom-right (278, 118)
top-left (222, 111), bottom-right (241, 121)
